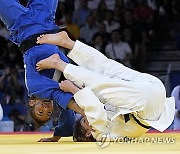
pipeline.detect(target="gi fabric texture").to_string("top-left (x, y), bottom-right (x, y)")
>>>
top-left (64, 40), bottom-right (175, 132)
top-left (0, 0), bottom-right (73, 109)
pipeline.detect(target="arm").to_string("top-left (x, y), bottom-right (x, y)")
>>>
top-left (73, 87), bottom-right (107, 133)
top-left (38, 108), bottom-right (75, 142)
top-left (27, 73), bottom-right (73, 110)
top-left (38, 136), bottom-right (61, 142)
top-left (60, 80), bottom-right (107, 133)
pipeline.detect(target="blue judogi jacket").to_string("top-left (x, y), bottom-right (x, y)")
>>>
top-left (0, 0), bottom-right (74, 136)
top-left (54, 109), bottom-right (75, 137)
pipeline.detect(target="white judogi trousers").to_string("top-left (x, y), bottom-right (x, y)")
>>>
top-left (63, 41), bottom-right (175, 135)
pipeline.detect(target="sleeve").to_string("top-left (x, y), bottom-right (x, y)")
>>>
top-left (73, 87), bottom-right (107, 132)
top-left (53, 109), bottom-right (75, 137)
top-left (27, 73), bottom-right (73, 109)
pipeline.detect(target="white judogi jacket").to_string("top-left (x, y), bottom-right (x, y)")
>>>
top-left (63, 41), bottom-right (175, 139)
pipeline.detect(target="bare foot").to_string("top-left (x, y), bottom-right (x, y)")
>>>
top-left (36, 31), bottom-right (75, 49)
top-left (36, 54), bottom-right (61, 71)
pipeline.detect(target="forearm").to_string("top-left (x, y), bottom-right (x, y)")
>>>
top-left (51, 136), bottom-right (61, 141)
top-left (73, 87), bottom-right (107, 132)
top-left (38, 135), bottom-right (61, 142)
top-left (69, 84), bottom-right (80, 94)
top-left (60, 80), bottom-right (85, 115)
top-left (67, 99), bottom-right (85, 117)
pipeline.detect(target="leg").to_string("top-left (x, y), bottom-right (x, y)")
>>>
top-left (36, 54), bottom-right (123, 90)
top-left (0, 0), bottom-right (28, 30)
top-left (37, 31), bottom-right (75, 50)
top-left (27, 0), bottom-right (58, 17)
top-left (25, 66), bottom-right (73, 110)
top-left (35, 53), bottom-right (167, 121)
top-left (36, 32), bottom-right (145, 80)
top-left (36, 32), bottom-right (163, 84)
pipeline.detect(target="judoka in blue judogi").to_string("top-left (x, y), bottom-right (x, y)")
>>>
top-left (0, 0), bottom-right (75, 137)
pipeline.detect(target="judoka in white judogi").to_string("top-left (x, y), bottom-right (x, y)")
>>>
top-left (63, 40), bottom-right (175, 139)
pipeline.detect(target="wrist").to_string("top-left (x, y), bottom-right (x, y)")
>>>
top-left (52, 136), bottom-right (61, 142)
top-left (70, 85), bottom-right (80, 94)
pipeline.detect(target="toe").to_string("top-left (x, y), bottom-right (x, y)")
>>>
top-left (40, 34), bottom-right (44, 38)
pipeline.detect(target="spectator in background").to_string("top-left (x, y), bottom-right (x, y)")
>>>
top-left (114, 0), bottom-right (124, 10)
top-left (8, 108), bottom-right (34, 131)
top-left (93, 34), bottom-right (106, 55)
top-left (121, 9), bottom-right (148, 71)
top-left (92, 23), bottom-right (110, 46)
top-left (171, 85), bottom-right (180, 130)
top-left (0, 36), bottom-right (7, 69)
top-left (147, 0), bottom-right (157, 12)
top-left (55, 2), bottom-right (66, 25)
top-left (91, 9), bottom-right (100, 25)
top-left (172, 0), bottom-right (180, 18)
top-left (73, 0), bottom-right (91, 27)
top-left (123, 0), bottom-right (138, 10)
top-left (103, 10), bottom-right (120, 33)
top-left (113, 6), bottom-right (124, 23)
top-left (105, 30), bottom-right (133, 67)
top-left (64, 12), bottom-right (80, 40)
top-left (80, 14), bottom-right (98, 45)
top-left (133, 0), bottom-right (155, 36)
top-left (156, 0), bottom-right (173, 19)
top-left (0, 65), bottom-right (24, 105)
top-left (63, 0), bottom-right (75, 13)
top-left (5, 43), bottom-right (23, 69)
top-left (55, 0), bottom-right (75, 25)
top-left (8, 109), bottom-right (26, 131)
top-left (96, 0), bottom-right (108, 23)
top-left (133, 0), bottom-right (154, 22)
top-left (122, 28), bottom-right (140, 69)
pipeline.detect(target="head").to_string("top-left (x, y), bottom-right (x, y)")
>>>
top-left (73, 116), bottom-right (96, 142)
top-left (87, 15), bottom-right (96, 27)
top-left (29, 97), bottom-right (53, 128)
top-left (98, 23), bottom-right (106, 34)
top-left (105, 10), bottom-right (114, 22)
top-left (115, 0), bottom-right (124, 8)
top-left (124, 10), bottom-right (133, 23)
top-left (98, 0), bottom-right (107, 11)
top-left (123, 28), bottom-right (132, 38)
top-left (94, 34), bottom-right (104, 47)
top-left (79, 0), bottom-right (88, 8)
top-left (111, 30), bottom-right (121, 43)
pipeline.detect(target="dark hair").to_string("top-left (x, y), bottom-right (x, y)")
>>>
top-left (73, 117), bottom-right (96, 142)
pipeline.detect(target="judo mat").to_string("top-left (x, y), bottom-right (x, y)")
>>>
top-left (0, 131), bottom-right (180, 154)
